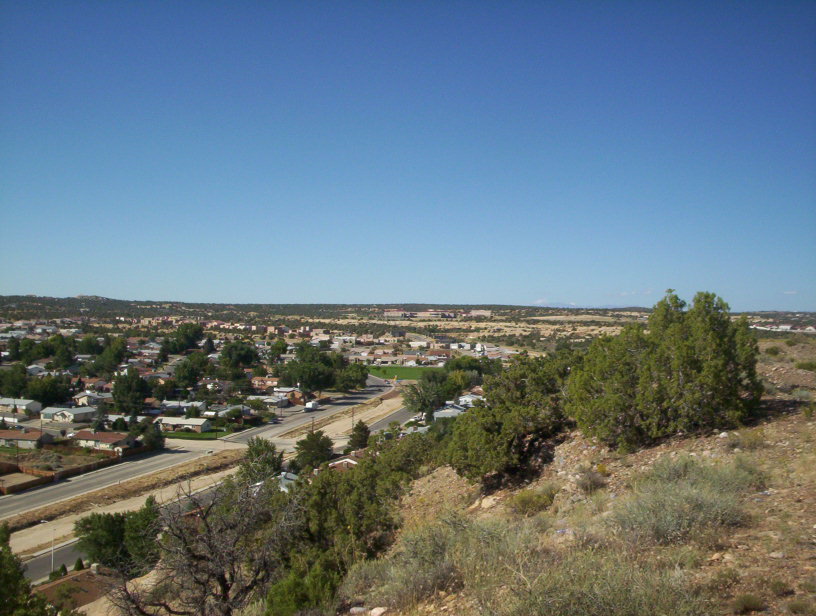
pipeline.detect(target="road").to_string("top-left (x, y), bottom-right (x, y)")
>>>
top-left (0, 448), bottom-right (204, 521)
top-left (369, 406), bottom-right (414, 432)
top-left (1, 377), bottom-right (390, 519)
top-left (224, 376), bottom-right (390, 446)
top-left (23, 540), bottom-right (84, 582)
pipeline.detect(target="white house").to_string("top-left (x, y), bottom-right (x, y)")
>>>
top-left (0, 428), bottom-right (54, 449)
top-left (0, 398), bottom-right (42, 414)
top-left (155, 417), bottom-right (212, 433)
top-left (52, 407), bottom-right (99, 423)
top-left (433, 404), bottom-right (467, 421)
top-left (73, 391), bottom-right (113, 407)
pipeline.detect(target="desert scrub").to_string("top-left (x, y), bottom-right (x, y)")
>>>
top-left (726, 428), bottom-right (766, 451)
top-left (508, 482), bottom-right (559, 516)
top-left (502, 550), bottom-right (709, 616)
top-left (788, 598), bottom-right (816, 615)
top-left (576, 466), bottom-right (607, 494)
top-left (611, 456), bottom-right (764, 545)
top-left (341, 514), bottom-right (710, 616)
top-left (340, 520), bottom-right (460, 610)
top-left (731, 593), bottom-right (765, 614)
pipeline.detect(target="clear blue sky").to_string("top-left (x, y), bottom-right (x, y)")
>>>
top-left (1, 1), bottom-right (814, 311)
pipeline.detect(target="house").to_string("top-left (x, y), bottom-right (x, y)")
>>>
top-left (202, 405), bottom-right (250, 419)
top-left (0, 412), bottom-right (24, 425)
top-left (433, 404), bottom-right (467, 421)
top-left (104, 414), bottom-right (150, 427)
top-left (155, 417), bottom-right (212, 433)
top-left (0, 428), bottom-right (54, 449)
top-left (251, 376), bottom-right (280, 393)
top-left (72, 430), bottom-right (138, 452)
top-left (457, 393), bottom-right (484, 408)
top-left (274, 387), bottom-right (306, 406)
top-left (0, 398), bottom-right (42, 414)
top-left (328, 457), bottom-right (358, 472)
top-left (52, 407), bottom-right (99, 423)
top-left (73, 391), bottom-right (113, 407)
top-left (161, 400), bottom-right (207, 412)
top-left (275, 471), bottom-right (298, 492)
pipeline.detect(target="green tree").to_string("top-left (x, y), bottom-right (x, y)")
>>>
top-left (202, 336), bottom-right (216, 355)
top-left (123, 496), bottom-right (161, 575)
top-left (445, 352), bottom-right (572, 481)
top-left (566, 291), bottom-right (763, 450)
top-left (25, 376), bottom-right (70, 407)
top-left (93, 337), bottom-right (128, 375)
top-left (348, 421), bottom-right (370, 450)
top-left (7, 337), bottom-right (21, 361)
top-left (113, 368), bottom-right (150, 416)
top-left (77, 334), bottom-right (103, 355)
top-left (237, 437), bottom-right (283, 484)
top-left (402, 369), bottom-right (455, 423)
top-left (142, 423), bottom-right (166, 451)
top-left (294, 430), bottom-right (334, 470)
top-left (0, 364), bottom-right (28, 397)
top-left (75, 512), bottom-right (128, 568)
top-left (0, 522), bottom-right (54, 615)
top-left (334, 364), bottom-right (369, 393)
top-left (565, 325), bottom-right (647, 451)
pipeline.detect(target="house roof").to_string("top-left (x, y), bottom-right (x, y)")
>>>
top-left (0, 429), bottom-right (44, 441)
top-left (156, 417), bottom-right (210, 426)
top-left (73, 431), bottom-right (133, 444)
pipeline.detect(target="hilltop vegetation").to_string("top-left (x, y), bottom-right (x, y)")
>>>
top-left (10, 291), bottom-right (814, 616)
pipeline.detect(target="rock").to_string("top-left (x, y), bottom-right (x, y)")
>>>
top-left (480, 495), bottom-right (498, 509)
top-left (708, 552), bottom-right (723, 561)
top-left (349, 608), bottom-right (367, 615)
top-left (369, 609), bottom-right (388, 616)
top-left (722, 553), bottom-right (736, 562)
top-left (769, 551), bottom-right (785, 559)
top-left (718, 432), bottom-right (729, 439)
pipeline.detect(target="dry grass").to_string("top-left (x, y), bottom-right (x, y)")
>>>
top-left (4, 449), bottom-right (244, 533)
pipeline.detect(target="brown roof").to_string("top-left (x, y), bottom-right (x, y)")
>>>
top-left (0, 429), bottom-right (43, 441)
top-left (73, 431), bottom-right (132, 444)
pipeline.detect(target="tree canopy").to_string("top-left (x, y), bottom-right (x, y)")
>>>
top-left (566, 290), bottom-right (762, 450)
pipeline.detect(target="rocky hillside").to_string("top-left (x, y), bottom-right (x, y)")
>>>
top-left (338, 338), bottom-right (816, 616)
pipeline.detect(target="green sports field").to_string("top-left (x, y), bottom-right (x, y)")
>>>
top-left (368, 366), bottom-right (431, 380)
top-left (163, 430), bottom-right (231, 440)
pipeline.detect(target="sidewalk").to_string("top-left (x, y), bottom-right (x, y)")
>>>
top-left (12, 466), bottom-right (238, 557)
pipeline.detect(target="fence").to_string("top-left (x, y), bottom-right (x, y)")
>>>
top-left (0, 445), bottom-right (152, 494)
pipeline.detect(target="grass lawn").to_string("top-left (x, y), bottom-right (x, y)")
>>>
top-left (164, 430), bottom-right (231, 440)
top-left (368, 366), bottom-right (432, 380)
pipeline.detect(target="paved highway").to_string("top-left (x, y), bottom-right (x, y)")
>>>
top-left (369, 407), bottom-right (414, 432)
top-left (1, 376), bottom-right (391, 519)
top-left (23, 540), bottom-right (84, 582)
top-left (0, 448), bottom-right (204, 520)
top-left (225, 376), bottom-right (390, 446)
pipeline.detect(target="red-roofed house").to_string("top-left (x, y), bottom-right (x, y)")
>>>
top-left (72, 431), bottom-right (138, 452)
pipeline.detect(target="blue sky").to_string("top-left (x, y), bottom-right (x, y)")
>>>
top-left (1, 2), bottom-right (814, 311)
